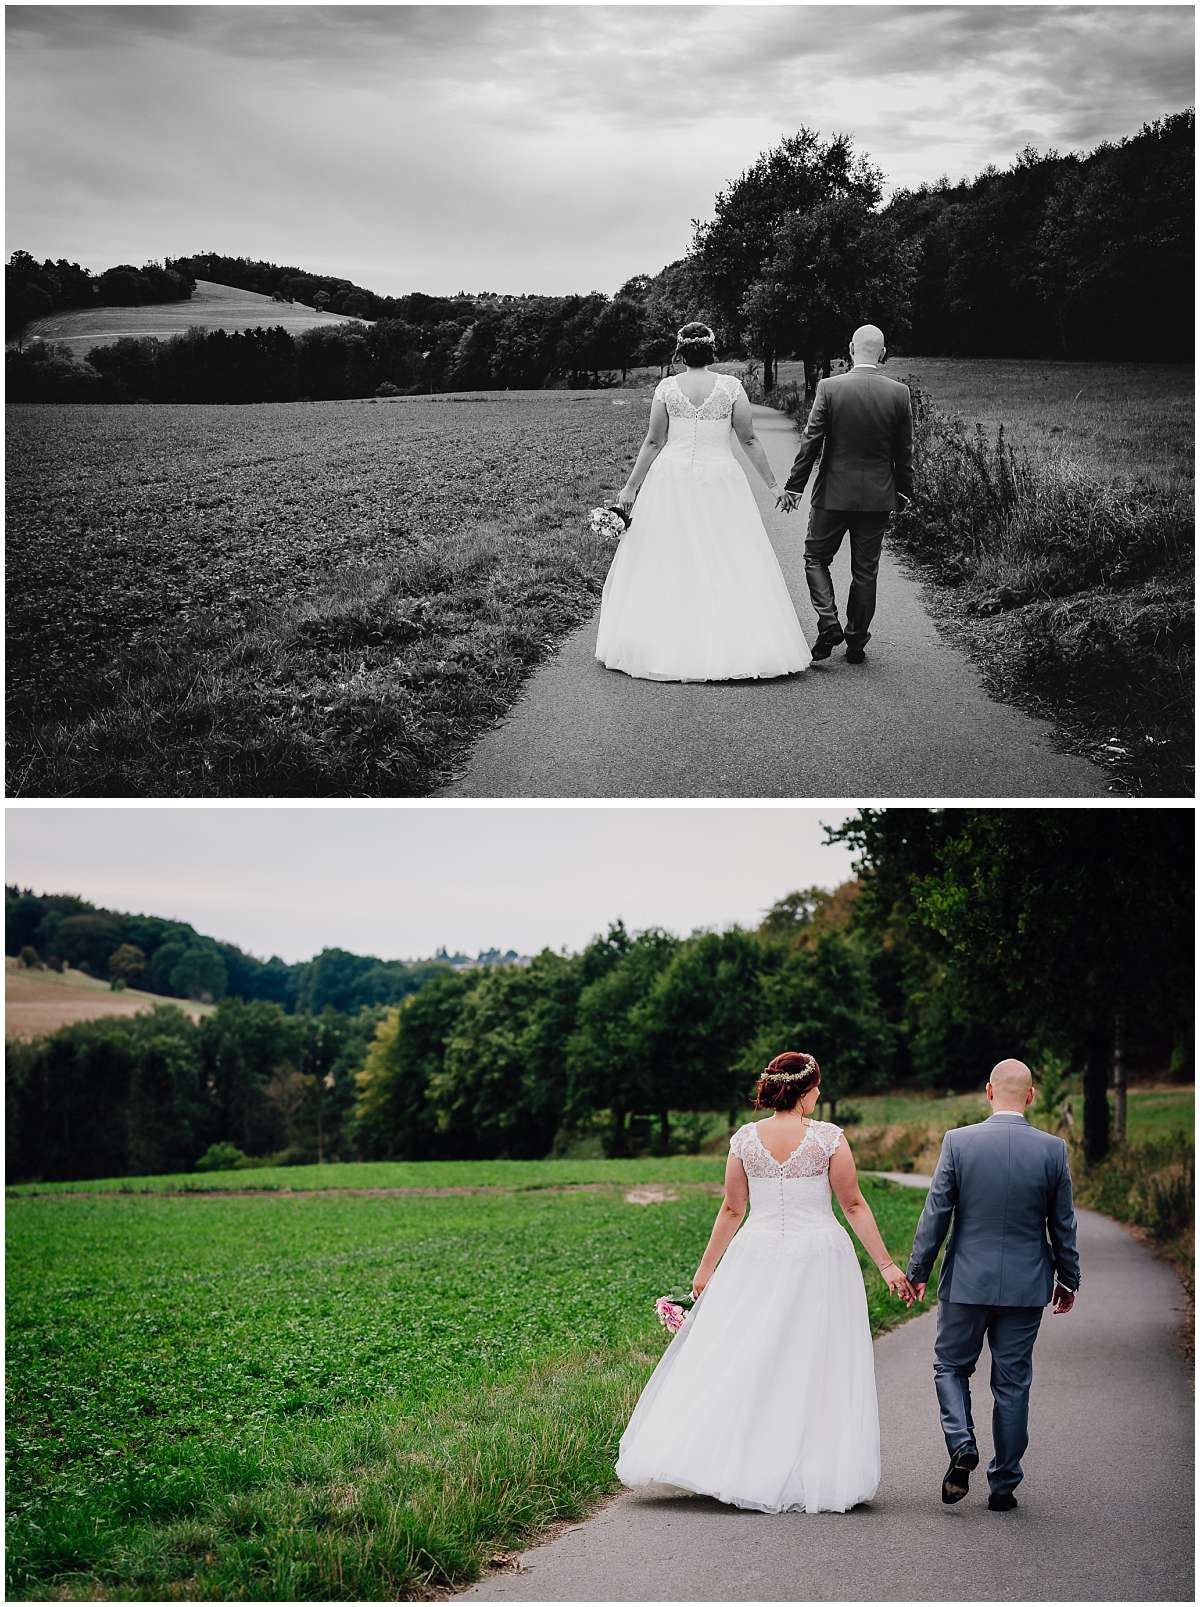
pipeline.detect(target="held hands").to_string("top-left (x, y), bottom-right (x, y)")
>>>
top-left (776, 489), bottom-right (801, 513)
top-left (1051, 1284), bottom-right (1076, 1315)
top-left (881, 1262), bottom-right (917, 1306)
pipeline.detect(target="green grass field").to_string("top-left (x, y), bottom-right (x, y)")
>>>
top-left (5, 1174), bottom-right (928, 1600)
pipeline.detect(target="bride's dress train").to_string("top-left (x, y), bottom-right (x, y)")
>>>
top-left (595, 374), bottom-right (813, 682)
top-left (616, 1119), bottom-right (880, 1513)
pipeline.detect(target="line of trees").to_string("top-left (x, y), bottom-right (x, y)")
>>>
top-left (7, 107), bottom-right (1189, 407)
top-left (6, 809), bottom-right (1191, 1183)
top-left (5, 886), bottom-right (449, 1013)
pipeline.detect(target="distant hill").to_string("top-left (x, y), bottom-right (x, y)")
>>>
top-left (22, 279), bottom-right (369, 356)
top-left (5, 955), bottom-right (213, 1042)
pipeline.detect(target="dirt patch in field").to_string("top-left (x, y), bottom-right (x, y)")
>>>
top-left (623, 1185), bottom-right (680, 1205)
top-left (9, 1179), bottom-right (729, 1202)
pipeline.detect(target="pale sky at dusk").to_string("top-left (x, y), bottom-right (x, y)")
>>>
top-left (6, 4), bottom-right (1194, 296)
top-left (5, 808), bottom-right (858, 961)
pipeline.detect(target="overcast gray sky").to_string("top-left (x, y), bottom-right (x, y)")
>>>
top-left (6, 4), bottom-right (1193, 296)
top-left (5, 807), bottom-right (858, 961)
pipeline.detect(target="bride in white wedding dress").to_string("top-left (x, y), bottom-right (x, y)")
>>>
top-left (617, 1052), bottom-right (915, 1514)
top-left (596, 322), bottom-right (812, 681)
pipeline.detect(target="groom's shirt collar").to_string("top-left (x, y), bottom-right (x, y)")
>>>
top-left (852, 362), bottom-right (878, 369)
top-left (988, 1111), bottom-right (1028, 1119)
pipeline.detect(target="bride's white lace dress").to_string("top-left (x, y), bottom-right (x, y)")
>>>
top-left (595, 374), bottom-right (813, 681)
top-left (616, 1119), bottom-right (880, 1513)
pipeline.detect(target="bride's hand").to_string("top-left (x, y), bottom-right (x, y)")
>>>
top-left (692, 1267), bottom-right (710, 1298)
top-left (881, 1263), bottom-right (915, 1305)
top-left (616, 485), bottom-right (637, 513)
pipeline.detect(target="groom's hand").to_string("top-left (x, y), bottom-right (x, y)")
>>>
top-left (913, 1281), bottom-right (927, 1302)
top-left (1051, 1284), bottom-right (1076, 1315)
top-left (776, 490), bottom-right (800, 513)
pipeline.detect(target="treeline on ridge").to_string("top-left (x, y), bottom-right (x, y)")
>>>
top-left (6, 812), bottom-right (1191, 1183)
top-left (5, 886), bottom-right (449, 1013)
top-left (6, 109), bottom-right (1191, 405)
top-left (5, 252), bottom-right (196, 337)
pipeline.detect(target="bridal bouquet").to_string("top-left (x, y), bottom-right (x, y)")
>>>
top-left (654, 1292), bottom-right (697, 1334)
top-left (588, 504), bottom-right (631, 539)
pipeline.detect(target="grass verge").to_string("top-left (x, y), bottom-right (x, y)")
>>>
top-left (6, 1180), bottom-right (928, 1600)
top-left (888, 383), bottom-right (1193, 794)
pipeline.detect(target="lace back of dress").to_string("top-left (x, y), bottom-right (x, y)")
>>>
top-left (732, 1119), bottom-right (843, 1179)
top-left (662, 373), bottom-right (736, 422)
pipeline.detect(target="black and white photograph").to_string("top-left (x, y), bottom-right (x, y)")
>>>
top-left (4, 3), bottom-right (1194, 798)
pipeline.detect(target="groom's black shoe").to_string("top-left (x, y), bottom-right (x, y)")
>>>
top-left (811, 631), bottom-right (844, 662)
top-left (845, 645), bottom-right (867, 664)
top-left (988, 1491), bottom-right (1019, 1512)
top-left (941, 1446), bottom-right (979, 1504)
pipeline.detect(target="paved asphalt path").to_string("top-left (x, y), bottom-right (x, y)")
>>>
top-left (438, 406), bottom-right (1110, 799)
top-left (461, 1194), bottom-right (1193, 1602)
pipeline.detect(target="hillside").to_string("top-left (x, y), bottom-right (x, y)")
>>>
top-left (22, 278), bottom-right (368, 355)
top-left (5, 956), bottom-right (213, 1041)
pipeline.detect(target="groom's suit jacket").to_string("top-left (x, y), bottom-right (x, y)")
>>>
top-left (783, 366), bottom-right (914, 511)
top-left (906, 1112), bottom-right (1080, 1306)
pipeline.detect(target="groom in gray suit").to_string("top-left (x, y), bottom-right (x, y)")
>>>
top-left (778, 324), bottom-right (914, 663)
top-left (907, 1059), bottom-right (1080, 1511)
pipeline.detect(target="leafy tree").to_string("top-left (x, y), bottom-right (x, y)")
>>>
top-left (692, 129), bottom-right (885, 388)
top-left (565, 928), bottom-right (680, 1154)
top-left (18, 945), bottom-right (39, 969)
top-left (833, 809), bottom-right (1194, 1161)
top-left (353, 972), bottom-right (476, 1159)
top-left (108, 943), bottom-right (147, 988)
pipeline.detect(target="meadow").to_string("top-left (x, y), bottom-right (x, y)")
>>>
top-left (6, 393), bottom-right (646, 796)
top-left (24, 279), bottom-right (365, 356)
top-left (7, 358), bottom-right (1190, 796)
top-left (5, 1172), bottom-right (928, 1600)
top-left (5, 957), bottom-right (214, 1041)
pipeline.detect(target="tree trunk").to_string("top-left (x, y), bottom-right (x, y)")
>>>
top-left (1112, 1013), bottom-right (1126, 1145)
top-left (1083, 1023), bottom-right (1111, 1164)
top-left (762, 347), bottom-right (776, 394)
top-left (609, 1107), bottom-right (627, 1158)
top-left (658, 1109), bottom-right (671, 1155)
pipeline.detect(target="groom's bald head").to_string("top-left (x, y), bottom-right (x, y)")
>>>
top-left (987, 1058), bottom-right (1035, 1111)
top-left (850, 325), bottom-right (886, 362)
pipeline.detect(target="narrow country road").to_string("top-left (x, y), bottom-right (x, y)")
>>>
top-left (460, 1197), bottom-right (1192, 1602)
top-left (438, 406), bottom-right (1110, 798)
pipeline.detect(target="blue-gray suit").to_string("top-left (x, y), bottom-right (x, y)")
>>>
top-left (906, 1111), bottom-right (1080, 1494)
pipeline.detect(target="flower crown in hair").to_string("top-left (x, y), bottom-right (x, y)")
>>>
top-left (676, 325), bottom-right (715, 345)
top-left (761, 1053), bottom-right (819, 1081)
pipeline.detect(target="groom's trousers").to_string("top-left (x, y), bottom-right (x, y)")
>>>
top-left (934, 1301), bottom-right (1044, 1496)
top-left (803, 508), bottom-right (889, 648)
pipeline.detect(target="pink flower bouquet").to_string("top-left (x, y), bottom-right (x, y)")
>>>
top-left (654, 1293), bottom-right (697, 1334)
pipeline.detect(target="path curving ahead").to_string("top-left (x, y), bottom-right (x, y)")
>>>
top-left (438, 406), bottom-right (1109, 799)
top-left (460, 1199), bottom-right (1192, 1603)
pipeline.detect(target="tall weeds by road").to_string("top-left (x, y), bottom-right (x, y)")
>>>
top-left (890, 384), bottom-right (1192, 794)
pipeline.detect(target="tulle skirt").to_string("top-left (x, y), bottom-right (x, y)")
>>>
top-left (616, 1222), bottom-right (881, 1513)
top-left (595, 451), bottom-right (813, 682)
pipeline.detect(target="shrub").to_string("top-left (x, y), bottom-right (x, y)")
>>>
top-left (18, 945), bottom-right (39, 969)
top-left (194, 1141), bottom-right (249, 1174)
top-left (374, 380), bottom-right (401, 397)
top-left (1074, 1136), bottom-right (1194, 1241)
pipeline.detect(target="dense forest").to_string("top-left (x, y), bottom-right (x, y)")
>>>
top-left (5, 886), bottom-right (452, 1013)
top-left (6, 109), bottom-right (1191, 404)
top-left (7, 811), bottom-right (1192, 1183)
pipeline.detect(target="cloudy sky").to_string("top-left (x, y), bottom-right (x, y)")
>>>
top-left (5, 807), bottom-right (858, 961)
top-left (6, 3), bottom-right (1193, 296)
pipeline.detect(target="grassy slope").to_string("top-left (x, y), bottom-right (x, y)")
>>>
top-left (5, 957), bottom-right (213, 1040)
top-left (5, 1177), bottom-right (928, 1600)
top-left (24, 279), bottom-right (366, 355)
